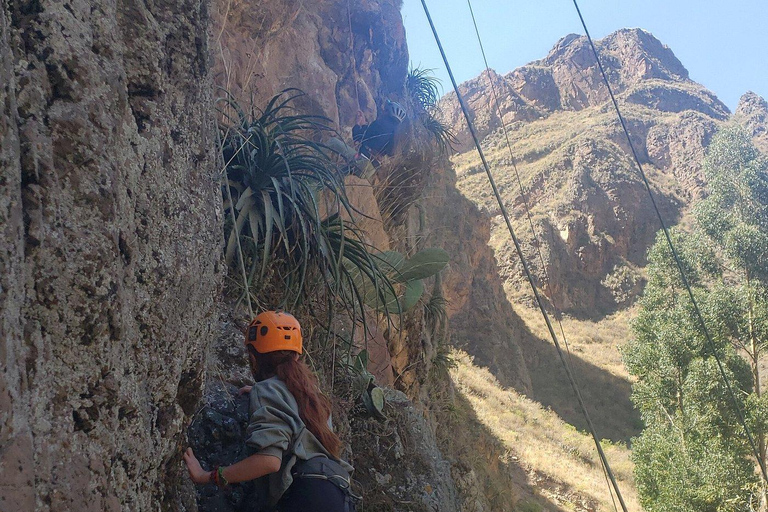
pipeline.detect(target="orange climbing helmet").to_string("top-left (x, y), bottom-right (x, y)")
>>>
top-left (245, 311), bottom-right (303, 354)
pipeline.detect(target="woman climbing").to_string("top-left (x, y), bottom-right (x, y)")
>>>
top-left (326, 99), bottom-right (407, 179)
top-left (183, 311), bottom-right (357, 511)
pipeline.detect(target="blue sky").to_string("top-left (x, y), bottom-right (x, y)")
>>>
top-left (401, 0), bottom-right (768, 111)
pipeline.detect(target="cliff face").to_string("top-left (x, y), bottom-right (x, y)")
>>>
top-left (441, 29), bottom-right (730, 317)
top-left (422, 161), bottom-right (534, 392)
top-left (1, 2), bottom-right (220, 510)
top-left (202, 1), bottom-right (536, 509)
top-left (213, 0), bottom-right (407, 131)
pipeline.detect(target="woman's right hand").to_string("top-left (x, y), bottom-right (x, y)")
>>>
top-left (183, 448), bottom-right (211, 485)
top-left (238, 385), bottom-right (252, 395)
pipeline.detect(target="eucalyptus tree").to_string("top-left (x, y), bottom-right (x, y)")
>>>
top-left (624, 126), bottom-right (768, 511)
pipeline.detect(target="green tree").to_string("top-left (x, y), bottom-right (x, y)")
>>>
top-left (624, 126), bottom-right (768, 511)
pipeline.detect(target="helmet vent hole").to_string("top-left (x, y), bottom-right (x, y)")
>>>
top-left (260, 326), bottom-right (269, 337)
top-left (284, 335), bottom-right (291, 340)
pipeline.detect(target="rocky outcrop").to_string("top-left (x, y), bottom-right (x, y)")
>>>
top-left (349, 389), bottom-right (460, 512)
top-left (519, 29), bottom-right (697, 112)
top-left (442, 29), bottom-right (728, 154)
top-left (735, 91), bottom-right (768, 153)
top-left (441, 29), bottom-right (728, 316)
top-left (1, 2), bottom-right (220, 510)
top-left (439, 68), bottom-right (542, 152)
top-left (422, 160), bottom-right (534, 393)
top-left (646, 110), bottom-right (719, 192)
top-left (213, 0), bottom-right (408, 132)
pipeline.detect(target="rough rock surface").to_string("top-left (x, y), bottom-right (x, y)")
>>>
top-left (349, 389), bottom-right (460, 512)
top-left (422, 159), bottom-right (534, 393)
top-left (438, 68), bottom-right (542, 153)
top-left (213, 0), bottom-right (408, 132)
top-left (0, 1), bottom-right (221, 510)
top-left (187, 382), bottom-right (256, 512)
top-left (735, 91), bottom-right (768, 153)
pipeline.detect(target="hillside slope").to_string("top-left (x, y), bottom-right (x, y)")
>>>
top-left (436, 27), bottom-right (768, 511)
top-left (441, 29), bottom-right (729, 318)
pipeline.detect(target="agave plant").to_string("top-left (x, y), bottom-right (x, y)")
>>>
top-left (217, 89), bottom-right (398, 319)
top-left (405, 67), bottom-right (456, 153)
top-left (347, 247), bottom-right (450, 313)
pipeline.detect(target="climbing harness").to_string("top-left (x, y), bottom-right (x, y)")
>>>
top-left (570, 0), bottom-right (768, 486)
top-left (419, 1), bottom-right (630, 510)
top-left (464, 1), bottom-right (620, 510)
top-left (291, 456), bottom-right (362, 511)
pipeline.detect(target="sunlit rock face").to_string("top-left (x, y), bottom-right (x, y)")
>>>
top-left (440, 28), bottom-right (735, 317)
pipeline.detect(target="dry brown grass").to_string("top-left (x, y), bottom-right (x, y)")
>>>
top-left (450, 349), bottom-right (641, 512)
top-left (515, 306), bottom-right (637, 382)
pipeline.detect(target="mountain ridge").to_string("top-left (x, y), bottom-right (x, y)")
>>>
top-left (440, 27), bottom-right (761, 318)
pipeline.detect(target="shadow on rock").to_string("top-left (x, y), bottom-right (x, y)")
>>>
top-left (187, 382), bottom-right (267, 512)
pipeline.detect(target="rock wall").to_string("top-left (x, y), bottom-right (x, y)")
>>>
top-left (213, 0), bottom-right (407, 131)
top-left (422, 160), bottom-right (534, 392)
top-left (0, 1), bottom-right (221, 510)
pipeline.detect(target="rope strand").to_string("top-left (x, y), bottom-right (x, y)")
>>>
top-left (346, 0), bottom-right (361, 110)
top-left (418, 2), bottom-right (629, 510)
top-left (570, 0), bottom-right (768, 485)
top-left (464, 2), bottom-right (619, 510)
top-left (216, 127), bottom-right (255, 319)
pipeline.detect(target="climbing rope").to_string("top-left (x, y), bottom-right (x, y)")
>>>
top-left (463, 0), bottom-right (581, 384)
top-left (464, 2), bottom-right (620, 510)
top-left (570, 0), bottom-right (768, 485)
top-left (346, 0), bottom-right (362, 111)
top-left (418, 2), bottom-right (629, 510)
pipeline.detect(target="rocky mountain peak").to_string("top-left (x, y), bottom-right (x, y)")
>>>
top-left (441, 29), bottom-right (728, 152)
top-left (442, 28), bottom-right (734, 316)
top-left (521, 28), bottom-right (694, 112)
top-left (543, 28), bottom-right (688, 83)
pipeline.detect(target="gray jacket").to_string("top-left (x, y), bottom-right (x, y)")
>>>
top-left (246, 376), bottom-right (353, 506)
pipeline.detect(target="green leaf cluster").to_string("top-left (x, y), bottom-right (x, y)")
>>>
top-left (624, 126), bottom-right (768, 511)
top-left (218, 89), bottom-right (405, 325)
top-left (405, 67), bottom-right (456, 153)
top-left (348, 248), bottom-right (449, 313)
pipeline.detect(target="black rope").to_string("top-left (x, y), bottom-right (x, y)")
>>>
top-left (418, 2), bottom-right (630, 510)
top-left (570, 0), bottom-right (768, 485)
top-left (463, 3), bottom-right (620, 510)
top-left (464, 0), bottom-right (582, 386)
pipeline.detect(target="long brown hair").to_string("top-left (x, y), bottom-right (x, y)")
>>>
top-left (251, 348), bottom-right (341, 458)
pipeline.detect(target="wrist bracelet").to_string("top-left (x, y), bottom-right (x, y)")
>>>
top-left (210, 466), bottom-right (219, 485)
top-left (216, 466), bottom-right (229, 488)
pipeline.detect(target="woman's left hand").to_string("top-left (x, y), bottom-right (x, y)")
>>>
top-left (183, 448), bottom-right (211, 485)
